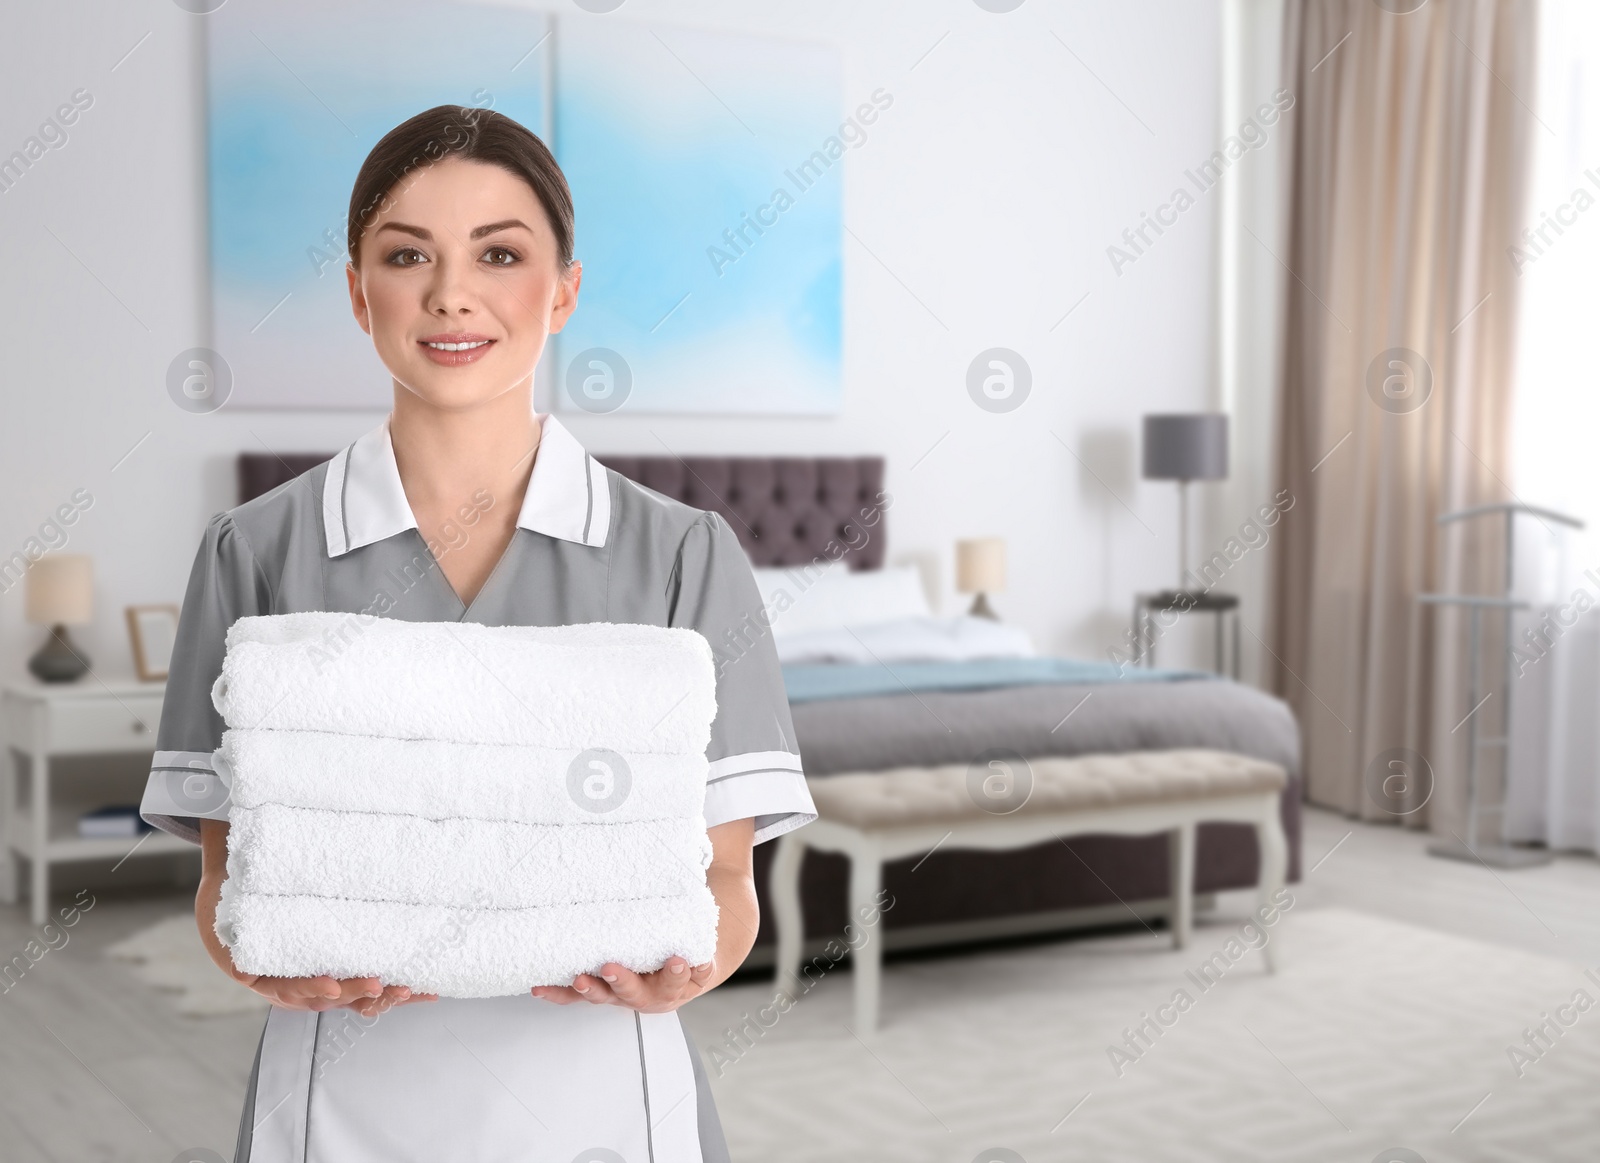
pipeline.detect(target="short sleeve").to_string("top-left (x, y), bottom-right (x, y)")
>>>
top-left (669, 511), bottom-right (815, 845)
top-left (138, 511), bottom-right (270, 845)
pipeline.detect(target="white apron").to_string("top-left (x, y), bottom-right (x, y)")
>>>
top-left (234, 995), bottom-right (726, 1162)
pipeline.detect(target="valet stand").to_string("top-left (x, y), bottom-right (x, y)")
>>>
top-left (1418, 502), bottom-right (1584, 869)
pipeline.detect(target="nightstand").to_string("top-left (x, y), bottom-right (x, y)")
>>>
top-left (1, 678), bottom-right (194, 924)
top-left (1132, 590), bottom-right (1241, 678)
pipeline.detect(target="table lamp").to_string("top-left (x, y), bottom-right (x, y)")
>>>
top-left (1142, 414), bottom-right (1228, 591)
top-left (956, 537), bottom-right (1006, 619)
top-left (25, 553), bottom-right (93, 682)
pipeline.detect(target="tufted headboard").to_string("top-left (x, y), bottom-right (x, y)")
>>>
top-left (237, 451), bottom-right (887, 570)
top-left (238, 454), bottom-right (328, 510)
top-left (594, 455), bottom-right (886, 570)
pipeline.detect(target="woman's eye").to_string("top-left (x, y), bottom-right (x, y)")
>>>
top-left (386, 247), bottom-right (427, 267)
top-left (482, 246), bottom-right (519, 266)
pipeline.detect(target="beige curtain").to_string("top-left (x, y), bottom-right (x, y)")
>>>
top-left (1267, 0), bottom-right (1537, 832)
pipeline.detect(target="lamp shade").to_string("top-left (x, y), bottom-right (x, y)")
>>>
top-left (25, 554), bottom-right (93, 625)
top-left (956, 538), bottom-right (1006, 594)
top-left (1142, 414), bottom-right (1229, 481)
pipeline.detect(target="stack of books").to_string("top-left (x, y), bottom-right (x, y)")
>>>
top-left (78, 805), bottom-right (154, 838)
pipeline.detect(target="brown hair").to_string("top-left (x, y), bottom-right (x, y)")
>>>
top-left (346, 105), bottom-right (574, 272)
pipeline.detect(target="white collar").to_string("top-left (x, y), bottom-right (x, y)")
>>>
top-left (321, 411), bottom-right (611, 557)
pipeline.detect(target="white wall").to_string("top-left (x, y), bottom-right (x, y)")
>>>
top-left (0, 0), bottom-right (1225, 680)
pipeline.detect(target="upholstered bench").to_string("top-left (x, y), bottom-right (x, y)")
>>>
top-left (769, 748), bottom-right (1289, 1032)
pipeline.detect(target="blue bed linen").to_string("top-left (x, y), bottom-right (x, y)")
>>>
top-left (779, 656), bottom-right (1215, 703)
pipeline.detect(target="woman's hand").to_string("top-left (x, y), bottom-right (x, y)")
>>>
top-left (532, 956), bottom-right (715, 1013)
top-left (238, 973), bottom-right (438, 1015)
top-left (345, 983), bottom-right (438, 1018)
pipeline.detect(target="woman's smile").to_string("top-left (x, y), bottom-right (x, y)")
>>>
top-left (418, 331), bottom-right (497, 366)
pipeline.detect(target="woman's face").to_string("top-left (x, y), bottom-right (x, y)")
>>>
top-left (346, 155), bottom-right (580, 410)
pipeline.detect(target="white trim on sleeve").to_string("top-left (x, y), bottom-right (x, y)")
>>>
top-left (139, 749), bottom-right (232, 845)
top-left (707, 749), bottom-right (803, 783)
top-left (702, 751), bottom-right (815, 845)
top-left (747, 806), bottom-right (818, 846)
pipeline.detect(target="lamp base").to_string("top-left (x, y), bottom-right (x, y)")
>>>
top-left (29, 624), bottom-right (90, 683)
top-left (967, 593), bottom-right (999, 620)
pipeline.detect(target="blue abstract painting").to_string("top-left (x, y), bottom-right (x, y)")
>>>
top-left (552, 21), bottom-right (842, 415)
top-left (205, 2), bottom-right (842, 414)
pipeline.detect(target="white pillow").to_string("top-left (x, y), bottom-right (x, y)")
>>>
top-left (773, 614), bottom-right (1036, 664)
top-left (752, 560), bottom-right (932, 639)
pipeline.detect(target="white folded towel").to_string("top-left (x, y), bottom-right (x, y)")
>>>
top-left (226, 893), bottom-right (721, 998)
top-left (211, 613), bottom-right (716, 753)
top-left (229, 804), bottom-right (712, 909)
top-left (218, 727), bottom-right (707, 824)
top-left (211, 613), bottom-right (721, 996)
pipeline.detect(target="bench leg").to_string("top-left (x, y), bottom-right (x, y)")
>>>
top-left (847, 835), bottom-right (883, 1035)
top-left (770, 831), bottom-right (806, 994)
top-left (1168, 821), bottom-right (1195, 950)
top-left (1256, 797), bottom-right (1289, 972)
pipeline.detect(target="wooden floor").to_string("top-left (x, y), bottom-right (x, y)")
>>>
top-left (0, 805), bottom-right (1595, 1161)
top-left (0, 886), bottom-right (262, 1161)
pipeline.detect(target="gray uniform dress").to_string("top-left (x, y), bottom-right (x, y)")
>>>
top-left (138, 412), bottom-right (816, 1163)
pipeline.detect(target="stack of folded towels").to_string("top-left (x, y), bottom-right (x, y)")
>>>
top-left (208, 612), bottom-right (720, 998)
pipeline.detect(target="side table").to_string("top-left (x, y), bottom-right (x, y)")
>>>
top-left (1133, 590), bottom-right (1241, 678)
top-left (1, 677), bottom-right (193, 924)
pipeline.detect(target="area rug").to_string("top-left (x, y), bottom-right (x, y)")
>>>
top-left (104, 913), bottom-right (269, 1017)
top-left (678, 907), bottom-right (1600, 1163)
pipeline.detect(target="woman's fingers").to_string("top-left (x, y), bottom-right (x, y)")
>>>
top-left (532, 957), bottom-right (706, 1012)
top-left (571, 973), bottom-right (617, 1004)
top-left (530, 984), bottom-right (585, 1005)
top-left (247, 974), bottom-right (400, 1011)
top-left (599, 959), bottom-right (695, 1010)
top-left (307, 975), bottom-right (345, 1000)
top-left (349, 976), bottom-right (385, 1000)
top-left (246, 976), bottom-right (318, 1010)
top-left (597, 963), bottom-right (647, 1006)
top-left (352, 984), bottom-right (409, 1013)
top-left (320, 976), bottom-right (380, 1010)
top-left (650, 956), bottom-right (700, 1001)
top-left (345, 984), bottom-right (437, 1017)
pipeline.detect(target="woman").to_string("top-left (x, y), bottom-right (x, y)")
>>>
top-left (138, 105), bottom-right (816, 1161)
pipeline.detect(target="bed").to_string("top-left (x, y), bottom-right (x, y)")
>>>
top-left (239, 449), bottom-right (1303, 963)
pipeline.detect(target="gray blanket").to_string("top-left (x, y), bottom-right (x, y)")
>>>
top-left (788, 679), bottom-right (1301, 780)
